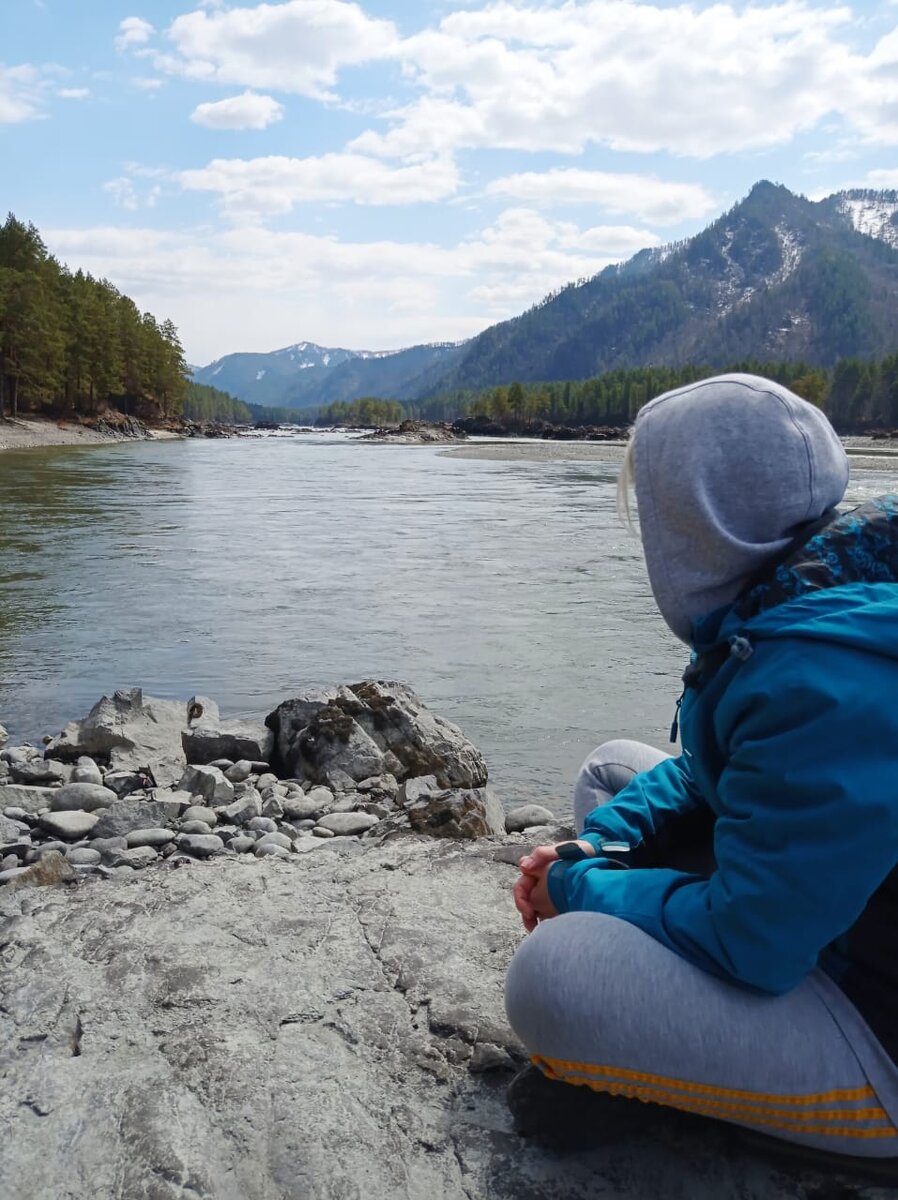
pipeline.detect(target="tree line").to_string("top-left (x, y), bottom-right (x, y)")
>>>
top-left (0, 213), bottom-right (187, 422)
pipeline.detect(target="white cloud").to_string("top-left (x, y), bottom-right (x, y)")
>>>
top-left (346, 0), bottom-right (898, 159)
top-left (191, 91), bottom-right (284, 130)
top-left (103, 175), bottom-right (163, 211)
top-left (859, 168), bottom-right (898, 187)
top-left (116, 17), bottom-right (156, 52)
top-left (0, 64), bottom-right (46, 124)
top-left (157, 0), bottom-right (398, 101)
top-left (43, 203), bottom-right (653, 361)
top-left (180, 152), bottom-right (460, 214)
top-left (58, 87), bottom-right (90, 100)
top-left (485, 169), bottom-right (715, 225)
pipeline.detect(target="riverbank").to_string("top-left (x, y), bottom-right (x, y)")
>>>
top-left (0, 416), bottom-right (184, 453)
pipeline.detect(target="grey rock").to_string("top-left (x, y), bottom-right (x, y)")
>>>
top-left (306, 785), bottom-right (335, 809)
top-left (247, 817), bottom-right (278, 834)
top-left (398, 774), bottom-right (438, 806)
top-left (224, 760), bottom-right (253, 784)
top-left (46, 688), bottom-right (219, 788)
top-left (357, 773), bottom-right (399, 796)
top-left (0, 722), bottom-right (7, 748)
top-left (108, 846), bottom-right (158, 869)
top-left (230, 836), bottom-right (256, 854)
top-left (178, 834), bottom-right (224, 858)
top-left (183, 720), bottom-right (274, 768)
top-left (505, 804), bottom-right (555, 833)
top-left (1, 853), bottom-right (21, 870)
top-left (260, 794), bottom-right (284, 820)
top-left (150, 787), bottom-right (194, 813)
top-left (0, 786), bottom-right (57, 815)
top-left (71, 756), bottom-right (104, 786)
top-left (50, 783), bottom-right (118, 813)
top-left (37, 811), bottom-right (100, 840)
top-left (255, 773), bottom-right (278, 791)
top-left (31, 841), bottom-right (69, 858)
top-left (255, 832), bottom-right (292, 852)
top-left (179, 821), bottom-right (213, 835)
top-left (182, 805), bottom-right (218, 828)
top-left (3, 807), bottom-right (30, 821)
top-left (66, 848), bottom-right (102, 867)
top-left (407, 788), bottom-right (506, 840)
top-left (219, 789), bottom-right (262, 827)
top-left (177, 765), bottom-right (234, 806)
top-left (1, 849), bottom-right (76, 889)
top-left (282, 795), bottom-right (326, 821)
top-left (254, 843), bottom-right (290, 860)
top-left (126, 828), bottom-right (176, 849)
top-left (315, 811), bottom-right (378, 837)
top-left (9, 758), bottom-right (73, 786)
top-left (1, 744), bottom-right (41, 765)
top-left (91, 801), bottom-right (177, 840)
top-left (102, 771), bottom-right (150, 798)
top-left (311, 826), bottom-right (336, 839)
top-left (89, 837), bottom-right (128, 856)
top-left (0, 814), bottom-right (24, 845)
top-left (0, 866), bottom-right (28, 883)
top-left (266, 681), bottom-right (488, 791)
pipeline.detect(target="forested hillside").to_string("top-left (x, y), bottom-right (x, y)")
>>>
top-left (0, 214), bottom-right (187, 422)
top-left (183, 382), bottom-right (250, 424)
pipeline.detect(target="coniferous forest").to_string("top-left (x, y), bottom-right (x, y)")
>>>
top-left (0, 213), bottom-right (187, 422)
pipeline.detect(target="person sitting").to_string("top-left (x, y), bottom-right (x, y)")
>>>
top-left (505, 374), bottom-right (898, 1174)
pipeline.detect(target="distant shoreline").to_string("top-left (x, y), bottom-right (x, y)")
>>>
top-left (0, 417), bottom-right (182, 454)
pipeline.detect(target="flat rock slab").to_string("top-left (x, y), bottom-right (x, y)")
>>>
top-left (0, 840), bottom-right (885, 1200)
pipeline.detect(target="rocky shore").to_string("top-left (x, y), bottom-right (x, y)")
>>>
top-left (0, 414), bottom-right (239, 453)
top-left (1, 685), bottom-right (893, 1198)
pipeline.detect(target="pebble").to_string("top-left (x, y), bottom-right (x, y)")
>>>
top-left (312, 826), bottom-right (336, 839)
top-left (0, 867), bottom-right (28, 882)
top-left (261, 795), bottom-right (284, 820)
top-left (37, 810), bottom-right (100, 840)
top-left (126, 827), bottom-right (176, 848)
top-left (108, 846), bottom-right (158, 869)
top-left (3, 807), bottom-right (30, 822)
top-left (505, 804), bottom-right (555, 833)
top-left (71, 757), bottom-right (104, 786)
top-left (182, 805), bottom-right (218, 828)
top-left (66, 847), bottom-right (102, 866)
top-left (296, 819), bottom-right (316, 830)
top-left (179, 820), bottom-right (213, 835)
top-left (254, 843), bottom-right (291, 859)
top-left (248, 817), bottom-right (278, 834)
top-left (1, 853), bottom-right (20, 871)
top-left (316, 812), bottom-right (379, 837)
top-left (225, 760), bottom-right (253, 783)
top-left (256, 773), bottom-right (278, 791)
top-left (230, 836), bottom-right (256, 854)
top-left (178, 833), bottom-right (224, 858)
top-left (255, 831), bottom-right (292, 851)
top-left (220, 790), bottom-right (262, 826)
top-left (282, 796), bottom-right (326, 822)
top-left (209, 758), bottom-right (234, 771)
top-left (89, 837), bottom-right (128, 855)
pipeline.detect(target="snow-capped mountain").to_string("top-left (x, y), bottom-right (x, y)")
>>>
top-left (834, 189), bottom-right (898, 250)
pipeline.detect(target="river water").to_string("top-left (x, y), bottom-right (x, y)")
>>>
top-left (0, 435), bottom-right (894, 814)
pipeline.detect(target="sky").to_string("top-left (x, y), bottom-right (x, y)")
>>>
top-left (2, 0), bottom-right (897, 366)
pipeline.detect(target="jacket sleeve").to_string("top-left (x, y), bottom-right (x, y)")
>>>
top-left (550, 640), bottom-right (898, 995)
top-left (576, 753), bottom-right (708, 861)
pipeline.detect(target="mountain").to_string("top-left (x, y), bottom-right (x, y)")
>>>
top-left (192, 339), bottom-right (466, 410)
top-left (419, 183), bottom-right (898, 396)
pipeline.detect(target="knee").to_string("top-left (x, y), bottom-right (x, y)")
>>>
top-left (576, 739), bottom-right (650, 790)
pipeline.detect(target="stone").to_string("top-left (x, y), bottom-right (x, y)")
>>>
top-left (407, 788), bottom-right (506, 840)
top-left (182, 805), bottom-right (218, 828)
top-left (108, 846), bottom-right (158, 869)
top-left (126, 828), bottom-right (176, 849)
top-left (2, 849), bottom-right (76, 889)
top-left (150, 787), bottom-right (194, 812)
top-left (247, 817), bottom-right (278, 834)
top-left (45, 689), bottom-right (220, 788)
top-left (219, 789), bottom-right (262, 827)
top-left (66, 848), bottom-right (102, 867)
top-left (315, 812), bottom-right (379, 837)
top-left (230, 836), bottom-right (255, 854)
top-left (177, 765), bottom-right (234, 806)
top-left (224, 760), bottom-right (253, 784)
top-left (89, 837), bottom-right (128, 856)
top-left (0, 786), bottom-right (57, 815)
top-left (280, 795), bottom-right (323, 822)
top-left (311, 826), bottom-right (336, 839)
top-left (255, 832), bottom-right (292, 852)
top-left (50, 783), bottom-right (118, 813)
top-left (505, 804), bottom-right (555, 833)
top-left (1, 853), bottom-right (19, 871)
top-left (256, 773), bottom-right (278, 791)
top-left (397, 774), bottom-right (438, 806)
top-left (265, 681), bottom-right (488, 791)
top-left (183, 720), bottom-right (274, 767)
top-left (37, 811), bottom-right (100, 840)
top-left (357, 773), bottom-right (399, 796)
top-left (91, 801), bottom-right (177, 840)
top-left (1, 744), bottom-right (41, 765)
top-left (179, 821), bottom-right (213, 835)
top-left (71, 757), bottom-right (104, 786)
top-left (3, 807), bottom-right (30, 822)
top-left (103, 771), bottom-right (151, 798)
top-left (9, 758), bottom-right (73, 786)
top-left (260, 794), bottom-right (284, 820)
top-left (0, 722), bottom-right (7, 748)
top-left (178, 834), bottom-right (224, 858)
top-left (0, 814), bottom-right (24, 845)
top-left (254, 843), bottom-right (290, 860)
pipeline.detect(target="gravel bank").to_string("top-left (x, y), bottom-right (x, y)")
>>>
top-left (0, 417), bottom-right (182, 453)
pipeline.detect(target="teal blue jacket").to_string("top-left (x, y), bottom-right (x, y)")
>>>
top-left (547, 496), bottom-right (898, 1059)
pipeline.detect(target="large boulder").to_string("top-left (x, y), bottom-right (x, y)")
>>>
top-left (266, 682), bottom-right (488, 790)
top-left (91, 800), bottom-right (180, 840)
top-left (45, 689), bottom-right (219, 788)
top-left (9, 759), bottom-right (73, 786)
top-left (50, 783), bottom-right (118, 813)
top-left (0, 839), bottom-right (856, 1199)
top-left (182, 720), bottom-right (274, 767)
top-left (0, 786), bottom-right (56, 815)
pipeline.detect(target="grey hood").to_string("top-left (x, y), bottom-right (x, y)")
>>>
top-left (631, 373), bottom-right (849, 644)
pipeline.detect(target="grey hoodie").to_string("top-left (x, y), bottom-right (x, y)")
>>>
top-left (631, 374), bottom-right (849, 644)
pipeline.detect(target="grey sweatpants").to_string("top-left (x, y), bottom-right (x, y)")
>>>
top-left (506, 740), bottom-right (898, 1155)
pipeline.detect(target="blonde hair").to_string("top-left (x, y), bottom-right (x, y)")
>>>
top-left (617, 436), bottom-right (637, 527)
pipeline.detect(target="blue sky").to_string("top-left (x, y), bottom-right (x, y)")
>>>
top-left (2, 0), bottom-right (897, 365)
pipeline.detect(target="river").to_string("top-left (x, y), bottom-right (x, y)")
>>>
top-left (0, 434), bottom-right (894, 814)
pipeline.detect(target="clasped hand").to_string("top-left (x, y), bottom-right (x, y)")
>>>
top-left (513, 840), bottom-right (596, 933)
